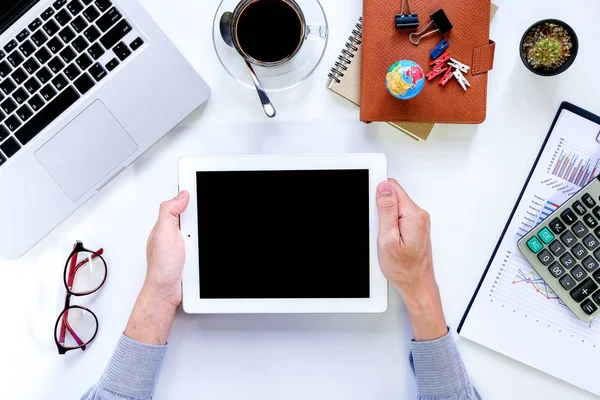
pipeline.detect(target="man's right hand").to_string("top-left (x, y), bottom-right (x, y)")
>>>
top-left (376, 178), bottom-right (448, 341)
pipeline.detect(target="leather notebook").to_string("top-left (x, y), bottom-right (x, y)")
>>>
top-left (360, 0), bottom-right (495, 124)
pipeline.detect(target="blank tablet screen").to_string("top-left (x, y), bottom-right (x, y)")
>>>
top-left (196, 170), bottom-right (370, 299)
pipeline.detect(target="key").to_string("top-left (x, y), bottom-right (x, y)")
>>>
top-left (23, 58), bottom-right (40, 74)
top-left (583, 194), bottom-right (597, 209)
top-left (105, 57), bottom-right (118, 71)
top-left (40, 84), bottom-right (57, 101)
top-left (12, 87), bottom-right (29, 104)
top-left (11, 68), bottom-right (27, 85)
top-left (82, 0), bottom-right (94, 4)
top-left (35, 47), bottom-right (52, 64)
top-left (583, 256), bottom-right (599, 273)
top-left (14, 86), bottom-right (80, 145)
top-left (573, 221), bottom-right (590, 238)
top-left (537, 249), bottom-right (554, 266)
top-left (71, 16), bottom-right (88, 33)
top-left (3, 40), bottom-right (17, 54)
top-left (0, 61), bottom-right (11, 78)
top-left (48, 56), bottom-right (65, 73)
top-left (130, 37), bottom-right (144, 51)
top-left (572, 243), bottom-right (588, 260)
top-left (4, 115), bottom-right (21, 132)
top-left (594, 207), bottom-right (600, 221)
top-left (549, 240), bottom-right (566, 257)
top-left (18, 41), bottom-right (35, 58)
top-left (75, 53), bottom-right (92, 70)
top-left (83, 26), bottom-right (101, 43)
top-left (548, 262), bottom-right (565, 278)
top-left (16, 105), bottom-right (33, 122)
top-left (0, 110), bottom-right (4, 122)
top-left (1, 98), bottom-right (17, 114)
top-left (24, 77), bottom-right (41, 94)
top-left (36, 67), bottom-right (52, 84)
top-left (41, 7), bottom-right (55, 21)
top-left (527, 237), bottom-right (543, 253)
top-left (64, 64), bottom-right (80, 81)
top-left (52, 74), bottom-right (68, 91)
top-left (559, 274), bottom-right (576, 291)
top-left (95, 0), bottom-right (112, 12)
top-left (0, 136), bottom-right (21, 156)
top-left (7, 51), bottom-right (24, 68)
top-left (583, 234), bottom-right (600, 251)
top-left (574, 201), bottom-right (587, 216)
top-left (88, 62), bottom-right (106, 81)
top-left (28, 94), bottom-right (45, 112)
top-left (584, 214), bottom-right (598, 229)
top-left (570, 278), bottom-right (598, 303)
top-left (74, 73), bottom-right (95, 94)
top-left (561, 209), bottom-right (577, 225)
top-left (593, 291), bottom-right (600, 306)
top-left (83, 6), bottom-right (101, 22)
top-left (116, 46), bottom-right (130, 61)
top-left (47, 37), bottom-right (64, 54)
top-left (87, 43), bottom-right (104, 59)
top-left (28, 18), bottom-right (43, 31)
top-left (560, 231), bottom-right (577, 247)
top-left (17, 29), bottom-right (30, 43)
top-left (100, 19), bottom-right (132, 49)
top-left (97, 7), bottom-right (122, 32)
top-left (581, 299), bottom-right (598, 315)
top-left (59, 27), bottom-right (76, 43)
top-left (572, 265), bottom-right (586, 282)
top-left (71, 36), bottom-right (88, 53)
top-left (43, 20), bottom-right (60, 36)
top-left (0, 79), bottom-right (16, 95)
top-left (53, 0), bottom-right (68, 9)
top-left (0, 125), bottom-right (8, 141)
top-left (560, 252), bottom-right (576, 269)
top-left (55, 9), bottom-right (72, 26)
top-left (67, 0), bottom-right (84, 15)
top-left (0, 50), bottom-right (5, 60)
top-left (0, 152), bottom-right (5, 166)
top-left (60, 46), bottom-right (76, 63)
top-left (549, 218), bottom-right (567, 234)
top-left (596, 227), bottom-right (600, 239)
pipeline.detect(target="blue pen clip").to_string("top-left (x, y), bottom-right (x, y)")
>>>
top-left (430, 39), bottom-right (450, 59)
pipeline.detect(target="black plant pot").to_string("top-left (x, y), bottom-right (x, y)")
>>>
top-left (519, 19), bottom-right (579, 77)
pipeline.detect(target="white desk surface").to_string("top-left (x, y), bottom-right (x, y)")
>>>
top-left (1, 0), bottom-right (599, 398)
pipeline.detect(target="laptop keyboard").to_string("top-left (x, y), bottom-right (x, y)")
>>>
top-left (0, 0), bottom-right (145, 167)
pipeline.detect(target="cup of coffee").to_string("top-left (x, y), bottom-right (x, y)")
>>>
top-left (229, 0), bottom-right (328, 68)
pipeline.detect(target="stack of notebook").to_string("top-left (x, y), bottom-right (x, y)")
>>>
top-left (327, 4), bottom-right (499, 141)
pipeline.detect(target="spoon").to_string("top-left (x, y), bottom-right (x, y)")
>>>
top-left (220, 11), bottom-right (276, 118)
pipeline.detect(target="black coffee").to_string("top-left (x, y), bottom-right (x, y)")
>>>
top-left (236, 0), bottom-right (303, 63)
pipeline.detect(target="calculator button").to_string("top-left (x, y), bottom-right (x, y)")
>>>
top-left (583, 256), bottom-right (599, 273)
top-left (561, 209), bottom-right (577, 225)
top-left (570, 278), bottom-right (598, 303)
top-left (559, 274), bottom-right (576, 291)
top-left (527, 237), bottom-right (544, 253)
top-left (581, 299), bottom-right (598, 315)
top-left (583, 194), bottom-right (597, 209)
top-left (593, 290), bottom-right (600, 306)
top-left (537, 249), bottom-right (554, 266)
top-left (560, 231), bottom-right (577, 247)
top-left (573, 201), bottom-right (587, 216)
top-left (594, 207), bottom-right (600, 220)
top-left (548, 262), bottom-right (565, 278)
top-left (538, 228), bottom-right (555, 244)
top-left (583, 214), bottom-right (598, 229)
top-left (572, 266), bottom-right (587, 282)
top-left (560, 253), bottom-right (576, 269)
top-left (572, 243), bottom-right (588, 260)
top-left (573, 221), bottom-right (590, 238)
top-left (549, 240), bottom-right (566, 257)
top-left (549, 218), bottom-right (567, 234)
top-left (583, 234), bottom-right (600, 251)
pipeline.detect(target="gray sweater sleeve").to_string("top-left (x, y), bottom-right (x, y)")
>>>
top-left (410, 331), bottom-right (480, 400)
top-left (81, 334), bottom-right (167, 400)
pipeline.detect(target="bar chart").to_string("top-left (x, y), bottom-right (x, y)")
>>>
top-left (551, 142), bottom-right (600, 187)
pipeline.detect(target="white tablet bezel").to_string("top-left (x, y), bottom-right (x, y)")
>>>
top-left (179, 154), bottom-right (388, 314)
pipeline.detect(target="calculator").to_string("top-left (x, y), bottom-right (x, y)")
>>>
top-left (518, 176), bottom-right (600, 322)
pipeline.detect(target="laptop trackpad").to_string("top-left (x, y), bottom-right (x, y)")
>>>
top-left (35, 100), bottom-right (138, 201)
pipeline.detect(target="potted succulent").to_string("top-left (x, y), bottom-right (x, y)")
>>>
top-left (520, 19), bottom-right (579, 76)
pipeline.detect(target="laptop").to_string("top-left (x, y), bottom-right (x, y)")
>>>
top-left (0, 0), bottom-right (211, 259)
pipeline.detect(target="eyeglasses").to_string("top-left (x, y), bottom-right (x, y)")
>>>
top-left (54, 241), bottom-right (107, 355)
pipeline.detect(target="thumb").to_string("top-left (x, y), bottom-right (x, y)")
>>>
top-left (158, 191), bottom-right (190, 227)
top-left (377, 180), bottom-right (400, 235)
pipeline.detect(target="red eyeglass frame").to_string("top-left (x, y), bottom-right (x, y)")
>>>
top-left (54, 241), bottom-right (107, 355)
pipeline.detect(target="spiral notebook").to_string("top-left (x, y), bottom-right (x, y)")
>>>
top-left (327, 5), bottom-right (498, 141)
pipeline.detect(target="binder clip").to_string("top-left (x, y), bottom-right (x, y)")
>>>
top-left (409, 9), bottom-right (453, 45)
top-left (395, 0), bottom-right (419, 29)
top-left (430, 38), bottom-right (450, 59)
top-left (453, 69), bottom-right (471, 91)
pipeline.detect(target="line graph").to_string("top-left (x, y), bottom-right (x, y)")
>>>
top-left (512, 268), bottom-right (560, 301)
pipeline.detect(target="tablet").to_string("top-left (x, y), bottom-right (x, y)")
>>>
top-left (179, 154), bottom-right (388, 313)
